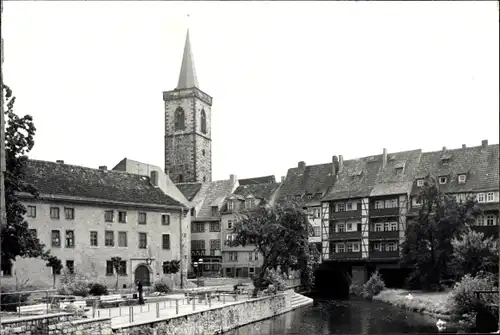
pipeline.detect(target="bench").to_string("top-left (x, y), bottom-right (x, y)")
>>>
top-left (99, 294), bottom-right (125, 307)
top-left (17, 303), bottom-right (48, 314)
top-left (60, 300), bottom-right (88, 310)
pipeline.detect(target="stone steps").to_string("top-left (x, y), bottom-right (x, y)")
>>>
top-left (290, 293), bottom-right (313, 309)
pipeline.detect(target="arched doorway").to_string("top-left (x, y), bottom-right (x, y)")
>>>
top-left (134, 264), bottom-right (151, 286)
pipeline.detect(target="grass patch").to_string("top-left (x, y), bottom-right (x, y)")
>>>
top-left (373, 289), bottom-right (451, 318)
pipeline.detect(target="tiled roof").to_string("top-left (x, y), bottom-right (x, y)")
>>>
top-left (221, 182), bottom-right (280, 213)
top-left (238, 175), bottom-right (276, 185)
top-left (410, 144), bottom-right (499, 195)
top-left (176, 183), bottom-right (203, 201)
top-left (24, 160), bottom-right (185, 208)
top-left (277, 163), bottom-right (335, 203)
top-left (194, 179), bottom-right (236, 220)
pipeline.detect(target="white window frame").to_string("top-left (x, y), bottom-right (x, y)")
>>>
top-left (388, 242), bottom-right (397, 252)
top-left (347, 223), bottom-right (352, 231)
top-left (346, 202), bottom-right (353, 211)
top-left (374, 200), bottom-right (384, 209)
top-left (476, 215), bottom-right (484, 226)
top-left (439, 176), bottom-right (447, 184)
top-left (416, 179), bottom-right (424, 187)
top-left (336, 243), bottom-right (345, 253)
top-left (477, 193), bottom-right (485, 203)
top-left (373, 243), bottom-right (380, 251)
top-left (337, 203), bottom-right (345, 212)
top-left (486, 215), bottom-right (496, 226)
top-left (486, 192), bottom-right (494, 202)
top-left (228, 201), bottom-right (234, 211)
top-left (458, 174), bottom-right (466, 183)
top-left (227, 220), bottom-right (233, 229)
top-left (383, 222), bottom-right (390, 231)
top-left (352, 243), bottom-right (360, 252)
top-left (375, 223), bottom-right (382, 232)
top-left (313, 227), bottom-right (320, 237)
top-left (337, 223), bottom-right (345, 233)
top-left (346, 243), bottom-right (353, 253)
top-left (390, 222), bottom-right (398, 231)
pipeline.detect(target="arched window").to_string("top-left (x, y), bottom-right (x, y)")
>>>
top-left (202, 149), bottom-right (205, 156)
top-left (201, 109), bottom-right (207, 134)
top-left (178, 174), bottom-right (184, 183)
top-left (174, 107), bottom-right (185, 131)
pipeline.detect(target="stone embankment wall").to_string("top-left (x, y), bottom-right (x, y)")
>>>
top-left (0, 313), bottom-right (112, 335)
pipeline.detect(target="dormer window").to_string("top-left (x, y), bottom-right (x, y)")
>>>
top-left (245, 198), bottom-right (254, 209)
top-left (440, 153), bottom-right (452, 164)
top-left (307, 194), bottom-right (312, 200)
top-left (458, 174), bottom-right (467, 184)
top-left (439, 176), bottom-right (447, 184)
top-left (395, 161), bottom-right (406, 175)
top-left (416, 179), bottom-right (424, 187)
top-left (211, 207), bottom-right (218, 217)
top-left (228, 201), bottom-right (234, 211)
top-left (395, 167), bottom-right (404, 176)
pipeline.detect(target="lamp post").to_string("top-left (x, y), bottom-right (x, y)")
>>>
top-left (193, 262), bottom-right (199, 287)
top-left (146, 258), bottom-right (153, 286)
top-left (198, 258), bottom-right (203, 280)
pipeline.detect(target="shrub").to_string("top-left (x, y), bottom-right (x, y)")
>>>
top-left (153, 279), bottom-right (171, 294)
top-left (88, 282), bottom-right (108, 296)
top-left (0, 287), bottom-right (30, 312)
top-left (259, 268), bottom-right (286, 293)
top-left (362, 271), bottom-right (386, 299)
top-left (349, 283), bottom-right (364, 296)
top-left (57, 269), bottom-right (90, 297)
top-left (448, 273), bottom-right (499, 331)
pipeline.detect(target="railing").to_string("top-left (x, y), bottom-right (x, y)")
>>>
top-left (0, 289), bottom-right (57, 318)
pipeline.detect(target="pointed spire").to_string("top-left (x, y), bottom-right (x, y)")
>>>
top-left (176, 29), bottom-right (199, 89)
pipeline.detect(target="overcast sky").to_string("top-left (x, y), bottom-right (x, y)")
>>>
top-left (3, 1), bottom-right (499, 182)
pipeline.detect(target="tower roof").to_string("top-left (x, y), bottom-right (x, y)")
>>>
top-left (176, 29), bottom-right (199, 89)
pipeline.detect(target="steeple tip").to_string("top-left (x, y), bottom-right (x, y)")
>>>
top-left (176, 29), bottom-right (199, 90)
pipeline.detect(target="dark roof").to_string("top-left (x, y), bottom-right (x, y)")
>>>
top-left (233, 183), bottom-right (280, 199)
top-left (238, 175), bottom-right (276, 185)
top-left (410, 144), bottom-right (499, 195)
top-left (23, 160), bottom-right (185, 208)
top-left (195, 179), bottom-right (236, 220)
top-left (175, 183), bottom-right (203, 201)
top-left (277, 163), bottom-right (335, 203)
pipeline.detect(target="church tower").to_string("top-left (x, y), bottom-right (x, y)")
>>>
top-left (163, 29), bottom-right (213, 183)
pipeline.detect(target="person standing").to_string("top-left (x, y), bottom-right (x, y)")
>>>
top-left (136, 280), bottom-right (144, 305)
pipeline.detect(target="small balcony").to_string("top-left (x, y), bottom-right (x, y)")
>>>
top-left (328, 231), bottom-right (362, 240)
top-left (191, 249), bottom-right (206, 256)
top-left (328, 251), bottom-right (362, 260)
top-left (329, 209), bottom-right (362, 220)
top-left (369, 251), bottom-right (399, 260)
top-left (369, 231), bottom-right (399, 240)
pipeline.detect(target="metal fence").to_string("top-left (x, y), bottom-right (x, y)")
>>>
top-left (0, 289), bottom-right (56, 318)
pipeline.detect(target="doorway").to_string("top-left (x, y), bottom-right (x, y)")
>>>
top-left (134, 264), bottom-right (151, 286)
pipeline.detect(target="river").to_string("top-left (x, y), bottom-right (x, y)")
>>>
top-left (225, 298), bottom-right (448, 335)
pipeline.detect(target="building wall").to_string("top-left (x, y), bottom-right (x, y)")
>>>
top-left (1, 200), bottom-right (184, 289)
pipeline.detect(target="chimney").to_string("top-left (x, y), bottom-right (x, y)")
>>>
top-left (481, 139), bottom-right (488, 148)
top-left (150, 170), bottom-right (158, 187)
top-left (56, 160), bottom-right (64, 164)
top-left (229, 174), bottom-right (237, 184)
top-left (338, 155), bottom-right (344, 172)
top-left (298, 161), bottom-right (306, 170)
top-left (442, 146), bottom-right (447, 152)
top-left (332, 156), bottom-right (339, 176)
top-left (382, 148), bottom-right (388, 169)
top-left (281, 176), bottom-right (285, 183)
top-left (462, 144), bottom-right (466, 149)
top-left (98, 165), bottom-right (107, 170)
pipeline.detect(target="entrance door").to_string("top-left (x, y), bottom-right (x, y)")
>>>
top-left (134, 265), bottom-right (151, 286)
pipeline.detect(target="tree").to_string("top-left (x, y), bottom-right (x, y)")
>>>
top-left (45, 255), bottom-right (62, 289)
top-left (1, 84), bottom-right (46, 270)
top-left (451, 229), bottom-right (499, 278)
top-left (229, 202), bottom-right (319, 297)
top-left (401, 178), bottom-right (481, 290)
top-left (111, 257), bottom-right (122, 290)
top-left (163, 260), bottom-right (180, 290)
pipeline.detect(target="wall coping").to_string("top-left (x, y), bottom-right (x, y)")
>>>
top-left (0, 312), bottom-right (71, 325)
top-left (112, 292), bottom-right (287, 330)
top-left (66, 317), bottom-right (111, 326)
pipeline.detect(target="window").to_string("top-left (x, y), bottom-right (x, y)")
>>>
top-left (51, 230), bottom-right (61, 247)
top-left (65, 230), bottom-right (75, 248)
top-left (374, 200), bottom-right (384, 209)
top-left (374, 223), bottom-right (382, 232)
top-left (50, 207), bottom-right (60, 219)
top-left (387, 242), bottom-right (397, 252)
top-left (228, 252), bottom-right (238, 261)
top-left (118, 211), bottom-right (127, 223)
top-left (162, 214), bottom-right (170, 225)
top-left (138, 233), bottom-right (147, 249)
top-left (439, 176), bottom-right (447, 184)
top-left (192, 222), bottom-right (205, 233)
top-left (64, 207), bottom-right (75, 220)
top-left (390, 222), bottom-right (398, 231)
top-left (458, 174), bottom-right (467, 183)
top-left (106, 261), bottom-right (114, 276)
top-left (90, 231), bottom-right (98, 246)
top-left (104, 210), bottom-right (114, 222)
top-left (373, 243), bottom-right (380, 251)
top-left (383, 222), bottom-right (390, 232)
top-left (486, 192), bottom-right (494, 202)
top-left (346, 202), bottom-right (353, 211)
top-left (211, 207), bottom-right (218, 216)
top-left (162, 234), bottom-right (170, 250)
top-left (245, 199), bottom-right (253, 209)
top-left (203, 176), bottom-right (206, 182)
top-left (105, 231), bottom-right (115, 247)
top-left (118, 231), bottom-right (127, 247)
top-left (174, 107), bottom-right (185, 131)
top-left (313, 227), bottom-right (321, 237)
top-left (336, 243), bottom-right (345, 253)
top-left (118, 261), bottom-right (127, 276)
top-left (346, 243), bottom-right (353, 253)
top-left (416, 179), bottom-right (424, 187)
top-left (476, 215), bottom-right (484, 226)
top-left (228, 201), bottom-right (234, 211)
top-left (486, 215), bottom-right (496, 226)
top-left (353, 243), bottom-right (360, 252)
top-left (477, 193), bottom-right (485, 203)
top-left (227, 221), bottom-right (233, 229)
top-left (347, 223), bottom-right (352, 231)
top-left (27, 205), bottom-right (36, 218)
top-left (414, 197), bottom-right (422, 205)
top-left (138, 212), bottom-right (147, 224)
top-left (201, 109), bottom-right (207, 134)
top-left (337, 223), bottom-right (345, 233)
top-left (210, 239), bottom-right (220, 250)
top-left (202, 149), bottom-right (206, 156)
top-left (28, 229), bottom-right (37, 238)
top-left (210, 222), bottom-right (220, 232)
top-left (66, 260), bottom-right (74, 274)
top-left (385, 199), bottom-right (398, 208)
top-left (307, 194), bottom-right (312, 200)
top-left (337, 203), bottom-right (345, 212)
top-left (178, 175), bottom-right (184, 183)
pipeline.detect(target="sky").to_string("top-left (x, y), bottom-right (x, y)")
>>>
top-left (2, 1), bottom-right (499, 182)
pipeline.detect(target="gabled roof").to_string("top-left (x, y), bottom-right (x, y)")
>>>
top-left (193, 179), bottom-right (237, 220)
top-left (24, 160), bottom-right (185, 208)
top-left (238, 175), bottom-right (276, 185)
top-left (277, 163), bottom-right (335, 203)
top-left (176, 183), bottom-right (203, 201)
top-left (411, 144), bottom-right (499, 195)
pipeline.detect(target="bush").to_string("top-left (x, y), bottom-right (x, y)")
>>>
top-left (448, 273), bottom-right (499, 331)
top-left (349, 283), bottom-right (364, 296)
top-left (57, 269), bottom-right (90, 297)
top-left (362, 271), bottom-right (386, 299)
top-left (0, 287), bottom-right (30, 312)
top-left (153, 279), bottom-right (171, 294)
top-left (88, 282), bottom-right (108, 296)
top-left (259, 268), bottom-right (286, 293)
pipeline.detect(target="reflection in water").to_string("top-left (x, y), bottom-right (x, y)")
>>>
top-left (225, 298), bottom-right (445, 335)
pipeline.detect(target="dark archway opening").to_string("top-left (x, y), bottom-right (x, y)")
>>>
top-left (314, 263), bottom-right (350, 299)
top-left (135, 264), bottom-right (151, 287)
